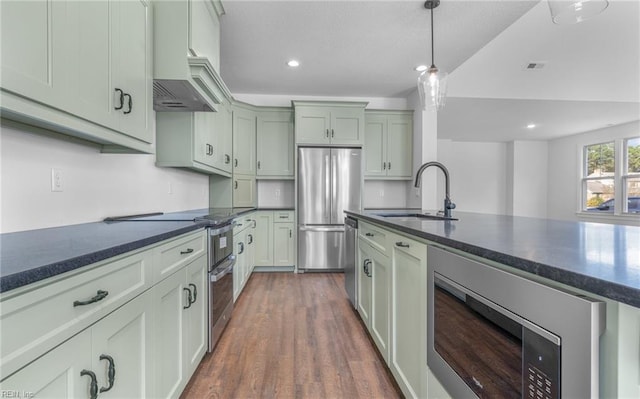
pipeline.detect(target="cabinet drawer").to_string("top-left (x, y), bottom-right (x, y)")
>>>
top-left (359, 222), bottom-right (388, 254)
top-left (273, 210), bottom-right (293, 222)
top-left (0, 249), bottom-right (152, 378)
top-left (390, 233), bottom-right (426, 260)
top-left (153, 230), bottom-right (206, 283)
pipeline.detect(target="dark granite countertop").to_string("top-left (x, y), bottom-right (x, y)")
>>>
top-left (0, 208), bottom-right (257, 294)
top-left (346, 210), bottom-right (640, 309)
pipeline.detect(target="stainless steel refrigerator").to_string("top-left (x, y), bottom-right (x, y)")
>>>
top-left (297, 147), bottom-right (362, 271)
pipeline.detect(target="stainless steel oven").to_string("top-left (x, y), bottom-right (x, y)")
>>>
top-left (427, 246), bottom-right (605, 399)
top-left (208, 223), bottom-right (235, 352)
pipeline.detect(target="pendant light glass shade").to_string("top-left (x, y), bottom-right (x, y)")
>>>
top-left (418, 0), bottom-right (447, 111)
top-left (418, 65), bottom-right (448, 110)
top-left (548, 0), bottom-right (609, 24)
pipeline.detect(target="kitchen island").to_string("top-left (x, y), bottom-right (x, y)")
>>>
top-left (347, 209), bottom-right (640, 399)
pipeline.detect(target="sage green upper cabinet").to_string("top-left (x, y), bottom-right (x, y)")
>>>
top-left (233, 108), bottom-right (257, 176)
top-left (153, 0), bottom-right (227, 112)
top-left (233, 174), bottom-right (257, 208)
top-left (0, 0), bottom-right (153, 153)
top-left (293, 101), bottom-right (367, 145)
top-left (257, 110), bottom-right (294, 179)
top-left (365, 110), bottom-right (413, 180)
top-left (156, 102), bottom-right (232, 177)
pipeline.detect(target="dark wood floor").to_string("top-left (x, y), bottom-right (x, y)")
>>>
top-left (181, 272), bottom-right (403, 399)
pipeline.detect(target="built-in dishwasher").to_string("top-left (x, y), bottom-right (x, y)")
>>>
top-left (344, 216), bottom-right (358, 308)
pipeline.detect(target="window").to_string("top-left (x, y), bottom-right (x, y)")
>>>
top-left (582, 137), bottom-right (640, 215)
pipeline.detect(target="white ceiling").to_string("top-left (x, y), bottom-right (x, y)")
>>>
top-left (219, 0), bottom-right (640, 142)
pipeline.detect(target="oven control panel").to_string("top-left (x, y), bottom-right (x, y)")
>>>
top-left (523, 327), bottom-right (560, 399)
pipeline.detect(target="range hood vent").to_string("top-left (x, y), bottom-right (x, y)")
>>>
top-left (153, 80), bottom-right (215, 112)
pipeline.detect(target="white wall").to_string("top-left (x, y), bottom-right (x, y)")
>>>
top-left (257, 180), bottom-right (294, 208)
top-left (0, 121), bottom-right (209, 233)
top-left (547, 120), bottom-right (640, 225)
top-left (363, 180), bottom-right (408, 209)
top-left (233, 93), bottom-right (407, 110)
top-left (507, 140), bottom-right (548, 218)
top-left (438, 140), bottom-right (508, 215)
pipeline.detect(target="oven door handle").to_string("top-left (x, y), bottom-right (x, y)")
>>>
top-left (210, 262), bottom-right (235, 282)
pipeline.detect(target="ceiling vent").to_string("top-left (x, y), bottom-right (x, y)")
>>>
top-left (524, 61), bottom-right (547, 70)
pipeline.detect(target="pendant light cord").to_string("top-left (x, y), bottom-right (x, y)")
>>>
top-left (430, 6), bottom-right (435, 67)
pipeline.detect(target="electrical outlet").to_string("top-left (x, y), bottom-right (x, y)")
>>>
top-left (168, 182), bottom-right (173, 194)
top-left (275, 189), bottom-right (281, 199)
top-left (415, 187), bottom-right (420, 197)
top-left (379, 189), bottom-right (385, 197)
top-left (51, 168), bottom-right (63, 192)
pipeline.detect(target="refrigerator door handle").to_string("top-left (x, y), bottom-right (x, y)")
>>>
top-left (299, 226), bottom-right (345, 232)
top-left (331, 154), bottom-right (338, 222)
top-left (324, 155), bottom-right (331, 220)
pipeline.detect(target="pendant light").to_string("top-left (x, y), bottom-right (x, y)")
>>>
top-left (548, 0), bottom-right (609, 24)
top-left (418, 0), bottom-right (448, 111)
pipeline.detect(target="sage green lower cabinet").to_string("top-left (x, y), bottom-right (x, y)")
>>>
top-left (390, 233), bottom-right (427, 399)
top-left (357, 242), bottom-right (372, 327)
top-left (358, 239), bottom-right (391, 362)
top-left (1, 290), bottom-right (154, 398)
top-left (273, 222), bottom-right (295, 267)
top-left (254, 211), bottom-right (274, 266)
top-left (152, 254), bottom-right (207, 398)
top-left (233, 215), bottom-right (256, 301)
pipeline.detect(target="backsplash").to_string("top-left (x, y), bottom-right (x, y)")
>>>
top-left (257, 180), bottom-right (295, 208)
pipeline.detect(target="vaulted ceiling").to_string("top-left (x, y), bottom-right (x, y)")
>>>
top-left (219, 0), bottom-right (640, 142)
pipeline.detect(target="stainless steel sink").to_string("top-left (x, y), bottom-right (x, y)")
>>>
top-left (375, 213), bottom-right (458, 221)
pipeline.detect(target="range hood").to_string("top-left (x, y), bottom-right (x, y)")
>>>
top-left (153, 0), bottom-right (230, 112)
top-left (153, 57), bottom-right (228, 112)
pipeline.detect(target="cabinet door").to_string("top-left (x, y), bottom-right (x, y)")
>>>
top-left (246, 229), bottom-right (255, 276)
top-left (0, 329), bottom-right (91, 398)
top-left (330, 107), bottom-right (364, 145)
top-left (233, 175), bottom-right (256, 208)
top-left (233, 238), bottom-right (247, 301)
top-left (390, 237), bottom-right (427, 399)
top-left (254, 212), bottom-right (274, 266)
top-left (213, 104), bottom-right (233, 173)
top-left (112, 0), bottom-right (152, 143)
top-left (0, 1), bottom-right (67, 111)
top-left (233, 109), bottom-right (257, 176)
top-left (153, 271), bottom-right (186, 399)
top-left (194, 112), bottom-right (216, 167)
top-left (273, 222), bottom-right (294, 267)
top-left (364, 116), bottom-right (387, 177)
top-left (184, 256), bottom-right (208, 377)
top-left (386, 115), bottom-right (413, 178)
top-left (370, 247), bottom-right (391, 362)
top-left (357, 240), bottom-right (372, 327)
top-left (295, 107), bottom-right (331, 144)
top-left (92, 290), bottom-right (154, 399)
top-left (188, 0), bottom-right (221, 72)
top-left (257, 112), bottom-right (294, 177)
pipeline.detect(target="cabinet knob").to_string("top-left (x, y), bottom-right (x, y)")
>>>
top-left (73, 290), bottom-right (109, 307)
top-left (326, 129), bottom-right (329, 138)
top-left (331, 129), bottom-right (334, 138)
top-left (383, 162), bottom-right (386, 170)
top-left (225, 154), bottom-right (231, 164)
top-left (234, 158), bottom-right (238, 167)
top-left (257, 161), bottom-right (261, 169)
top-left (395, 242), bottom-right (410, 248)
top-left (365, 232), bottom-right (374, 237)
top-left (235, 181), bottom-right (238, 189)
top-left (189, 283), bottom-right (197, 303)
top-left (388, 162), bottom-right (391, 170)
top-left (183, 287), bottom-right (193, 309)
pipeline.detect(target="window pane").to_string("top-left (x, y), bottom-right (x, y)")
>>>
top-left (627, 177), bottom-right (640, 213)
top-left (584, 178), bottom-right (615, 211)
top-left (626, 137), bottom-right (640, 173)
top-left (586, 142), bottom-right (615, 176)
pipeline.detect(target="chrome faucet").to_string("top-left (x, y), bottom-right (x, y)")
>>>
top-left (414, 161), bottom-right (456, 218)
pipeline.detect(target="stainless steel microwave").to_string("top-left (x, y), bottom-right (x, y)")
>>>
top-left (427, 246), bottom-right (605, 398)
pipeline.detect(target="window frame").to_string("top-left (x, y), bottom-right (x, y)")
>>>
top-left (579, 137), bottom-right (640, 218)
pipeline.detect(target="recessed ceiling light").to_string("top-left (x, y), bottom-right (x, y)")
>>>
top-left (415, 65), bottom-right (428, 72)
top-left (287, 60), bottom-right (300, 67)
top-left (526, 124), bottom-right (536, 129)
